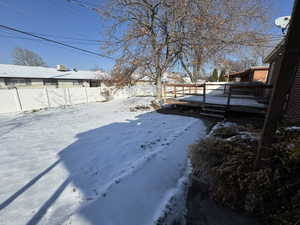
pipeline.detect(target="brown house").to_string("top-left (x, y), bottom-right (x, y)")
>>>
top-left (226, 66), bottom-right (269, 83)
top-left (264, 39), bottom-right (300, 123)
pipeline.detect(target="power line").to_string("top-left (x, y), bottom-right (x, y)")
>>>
top-left (0, 24), bottom-right (114, 59)
top-left (32, 32), bottom-right (106, 43)
top-left (0, 27), bottom-right (107, 43)
top-left (0, 33), bottom-right (104, 46)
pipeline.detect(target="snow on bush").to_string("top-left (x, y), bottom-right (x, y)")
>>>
top-left (190, 121), bottom-right (300, 225)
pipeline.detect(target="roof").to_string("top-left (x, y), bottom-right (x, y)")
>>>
top-left (0, 64), bottom-right (108, 80)
top-left (227, 66), bottom-right (269, 78)
top-left (264, 39), bottom-right (286, 63)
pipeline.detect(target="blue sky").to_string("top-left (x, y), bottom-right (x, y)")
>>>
top-left (0, 0), bottom-right (295, 71)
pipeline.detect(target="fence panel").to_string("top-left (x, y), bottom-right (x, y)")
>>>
top-left (68, 88), bottom-right (87, 105)
top-left (47, 88), bottom-right (67, 107)
top-left (0, 85), bottom-right (156, 114)
top-left (17, 88), bottom-right (48, 111)
top-left (0, 89), bottom-right (20, 113)
top-left (86, 87), bottom-right (104, 102)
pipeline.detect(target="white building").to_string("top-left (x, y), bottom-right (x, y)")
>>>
top-left (0, 64), bottom-right (108, 89)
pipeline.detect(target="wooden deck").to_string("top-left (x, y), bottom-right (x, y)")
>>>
top-left (163, 83), bottom-right (272, 118)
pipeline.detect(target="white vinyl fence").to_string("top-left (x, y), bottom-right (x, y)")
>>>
top-left (113, 85), bottom-right (156, 98)
top-left (0, 85), bottom-right (156, 114)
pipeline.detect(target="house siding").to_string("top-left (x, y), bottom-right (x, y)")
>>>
top-left (265, 58), bottom-right (284, 99)
top-left (0, 78), bottom-right (5, 88)
top-left (30, 79), bottom-right (44, 88)
top-left (58, 80), bottom-right (90, 88)
top-left (285, 63), bottom-right (300, 123)
top-left (0, 78), bottom-right (92, 89)
top-left (253, 70), bottom-right (268, 82)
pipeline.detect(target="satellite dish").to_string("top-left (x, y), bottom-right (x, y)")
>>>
top-left (275, 16), bottom-right (291, 29)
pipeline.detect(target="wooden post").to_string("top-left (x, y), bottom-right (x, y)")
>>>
top-left (224, 84), bottom-right (227, 95)
top-left (255, 0), bottom-right (300, 169)
top-left (173, 86), bottom-right (177, 98)
top-left (227, 86), bottom-right (232, 108)
top-left (203, 83), bottom-right (206, 103)
top-left (182, 86), bottom-right (185, 96)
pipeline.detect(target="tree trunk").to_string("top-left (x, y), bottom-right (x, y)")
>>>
top-left (156, 72), bottom-right (162, 100)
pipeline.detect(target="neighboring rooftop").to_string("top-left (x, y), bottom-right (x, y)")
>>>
top-left (226, 66), bottom-right (269, 77)
top-left (0, 64), bottom-right (108, 80)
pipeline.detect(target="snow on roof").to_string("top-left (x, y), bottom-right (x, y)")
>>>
top-left (0, 64), bottom-right (108, 80)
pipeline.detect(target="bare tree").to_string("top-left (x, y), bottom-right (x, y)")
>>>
top-left (96, 0), bottom-right (188, 100)
top-left (12, 47), bottom-right (47, 67)
top-left (67, 0), bottom-right (272, 95)
top-left (90, 65), bottom-right (105, 72)
top-left (110, 57), bottom-right (142, 88)
top-left (177, 0), bottom-right (271, 82)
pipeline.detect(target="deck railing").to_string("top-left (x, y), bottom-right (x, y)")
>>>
top-left (163, 82), bottom-right (273, 108)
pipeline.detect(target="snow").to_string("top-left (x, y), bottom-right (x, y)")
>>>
top-left (207, 121), bottom-right (236, 137)
top-left (0, 97), bottom-right (206, 225)
top-left (0, 64), bottom-right (108, 80)
top-left (180, 95), bottom-right (267, 108)
top-left (284, 126), bottom-right (300, 131)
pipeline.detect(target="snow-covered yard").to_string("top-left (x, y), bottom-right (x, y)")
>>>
top-left (0, 97), bottom-right (206, 225)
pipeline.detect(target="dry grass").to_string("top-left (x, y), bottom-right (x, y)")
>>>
top-left (190, 123), bottom-right (300, 225)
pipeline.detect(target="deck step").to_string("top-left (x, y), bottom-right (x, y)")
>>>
top-left (203, 104), bottom-right (227, 109)
top-left (203, 108), bottom-right (226, 114)
top-left (199, 112), bottom-right (225, 119)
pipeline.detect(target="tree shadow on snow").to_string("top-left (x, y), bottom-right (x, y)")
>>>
top-left (1, 110), bottom-right (176, 225)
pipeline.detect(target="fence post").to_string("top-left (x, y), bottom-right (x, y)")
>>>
top-left (85, 87), bottom-right (89, 103)
top-left (67, 88), bottom-right (72, 105)
top-left (45, 87), bottom-right (50, 107)
top-left (63, 88), bottom-right (68, 106)
top-left (227, 86), bottom-right (232, 108)
top-left (203, 83), bottom-right (206, 103)
top-left (14, 87), bottom-right (22, 111)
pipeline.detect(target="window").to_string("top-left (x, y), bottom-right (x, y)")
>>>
top-left (72, 80), bottom-right (83, 86)
top-left (43, 79), bottom-right (58, 86)
top-left (5, 78), bottom-right (31, 87)
top-left (90, 80), bottom-right (101, 87)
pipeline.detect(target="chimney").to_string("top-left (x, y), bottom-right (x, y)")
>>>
top-left (56, 65), bottom-right (67, 71)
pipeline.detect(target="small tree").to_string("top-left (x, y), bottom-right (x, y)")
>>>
top-left (219, 69), bottom-right (226, 82)
top-left (12, 47), bottom-right (47, 67)
top-left (210, 69), bottom-right (219, 82)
